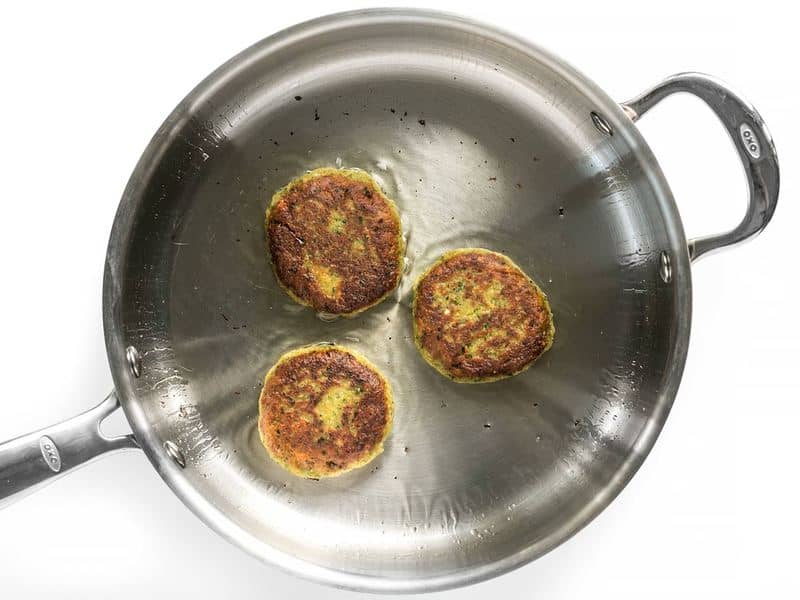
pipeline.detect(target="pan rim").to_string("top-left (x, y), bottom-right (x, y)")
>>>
top-left (102, 7), bottom-right (692, 593)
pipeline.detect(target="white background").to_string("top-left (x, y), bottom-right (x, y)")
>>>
top-left (1, 1), bottom-right (797, 598)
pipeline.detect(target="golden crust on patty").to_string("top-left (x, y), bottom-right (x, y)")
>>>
top-left (266, 168), bottom-right (405, 316)
top-left (258, 345), bottom-right (394, 478)
top-left (412, 248), bottom-right (554, 383)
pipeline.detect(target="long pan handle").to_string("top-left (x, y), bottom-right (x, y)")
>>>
top-left (0, 391), bottom-right (138, 508)
top-left (621, 72), bottom-right (779, 262)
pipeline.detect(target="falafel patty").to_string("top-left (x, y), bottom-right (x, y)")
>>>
top-left (258, 345), bottom-right (394, 478)
top-left (412, 248), bottom-right (554, 383)
top-left (266, 167), bottom-right (404, 316)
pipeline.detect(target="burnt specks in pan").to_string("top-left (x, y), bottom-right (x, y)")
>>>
top-left (220, 311), bottom-right (247, 330)
top-left (294, 95), bottom-right (303, 101)
top-left (314, 108), bottom-right (320, 121)
top-left (418, 119), bottom-right (426, 126)
top-left (509, 137), bottom-right (516, 143)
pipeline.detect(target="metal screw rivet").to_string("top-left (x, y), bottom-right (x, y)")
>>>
top-left (591, 111), bottom-right (613, 136)
top-left (659, 251), bottom-right (673, 284)
top-left (164, 440), bottom-right (186, 468)
top-left (125, 346), bottom-right (142, 378)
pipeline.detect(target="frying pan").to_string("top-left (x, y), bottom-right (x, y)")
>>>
top-left (0, 9), bottom-right (779, 593)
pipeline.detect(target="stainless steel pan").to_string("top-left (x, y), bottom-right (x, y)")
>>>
top-left (0, 9), bottom-right (779, 593)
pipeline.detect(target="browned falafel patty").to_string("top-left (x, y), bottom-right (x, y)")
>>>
top-left (412, 248), bottom-right (554, 383)
top-left (266, 168), bottom-right (404, 316)
top-left (258, 345), bottom-right (394, 478)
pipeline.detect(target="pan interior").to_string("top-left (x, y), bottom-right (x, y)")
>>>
top-left (106, 11), bottom-right (688, 589)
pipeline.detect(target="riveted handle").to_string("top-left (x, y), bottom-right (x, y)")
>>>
top-left (622, 72), bottom-right (779, 262)
top-left (0, 391), bottom-right (138, 508)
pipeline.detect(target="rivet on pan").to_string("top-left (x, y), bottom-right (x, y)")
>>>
top-left (659, 251), bottom-right (673, 284)
top-left (164, 440), bottom-right (186, 468)
top-left (125, 345), bottom-right (142, 378)
top-left (591, 111), bottom-right (613, 136)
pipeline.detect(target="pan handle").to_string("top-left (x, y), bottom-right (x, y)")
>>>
top-left (0, 391), bottom-right (138, 508)
top-left (621, 72), bottom-right (779, 262)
